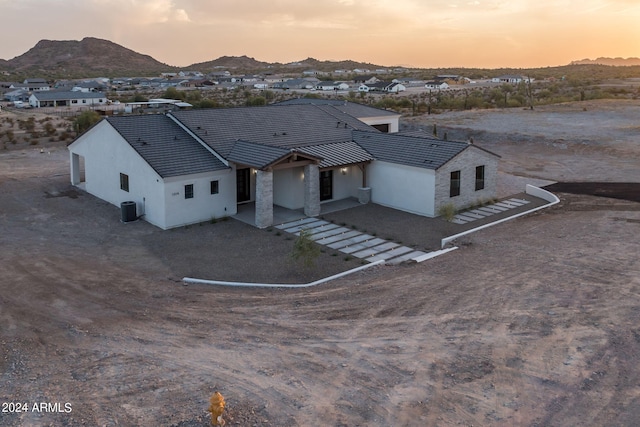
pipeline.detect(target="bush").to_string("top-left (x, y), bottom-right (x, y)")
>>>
top-left (438, 203), bottom-right (457, 221)
top-left (291, 229), bottom-right (320, 268)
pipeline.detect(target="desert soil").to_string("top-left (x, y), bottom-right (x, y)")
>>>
top-left (1, 99), bottom-right (640, 426)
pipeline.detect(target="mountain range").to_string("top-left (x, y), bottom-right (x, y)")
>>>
top-left (0, 37), bottom-right (386, 78)
top-left (1, 37), bottom-right (639, 79)
top-left (570, 57), bottom-right (640, 66)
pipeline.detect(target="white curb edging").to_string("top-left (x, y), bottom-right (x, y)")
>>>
top-left (183, 259), bottom-right (385, 288)
top-left (441, 185), bottom-right (560, 249)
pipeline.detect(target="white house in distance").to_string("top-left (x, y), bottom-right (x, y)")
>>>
top-left (425, 81), bottom-right (450, 90)
top-left (69, 100), bottom-right (499, 230)
top-left (29, 91), bottom-right (107, 108)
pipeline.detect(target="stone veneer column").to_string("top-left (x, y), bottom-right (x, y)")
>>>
top-left (303, 164), bottom-right (320, 217)
top-left (255, 170), bottom-right (273, 228)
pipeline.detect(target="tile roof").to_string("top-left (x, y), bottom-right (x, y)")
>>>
top-left (298, 141), bottom-right (373, 168)
top-left (106, 115), bottom-right (228, 178)
top-left (352, 130), bottom-right (471, 170)
top-left (228, 140), bottom-right (292, 169)
top-left (274, 99), bottom-right (400, 118)
top-left (169, 104), bottom-right (375, 158)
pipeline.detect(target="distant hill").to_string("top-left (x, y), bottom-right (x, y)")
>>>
top-left (3, 37), bottom-right (175, 78)
top-left (188, 55), bottom-right (273, 70)
top-left (570, 57), bottom-right (640, 66)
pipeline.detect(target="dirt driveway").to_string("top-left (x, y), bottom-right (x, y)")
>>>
top-left (1, 100), bottom-right (640, 426)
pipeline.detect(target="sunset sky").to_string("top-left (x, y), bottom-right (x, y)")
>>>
top-left (1, 0), bottom-right (639, 69)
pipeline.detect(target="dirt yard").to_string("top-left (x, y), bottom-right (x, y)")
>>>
top-left (1, 99), bottom-right (640, 426)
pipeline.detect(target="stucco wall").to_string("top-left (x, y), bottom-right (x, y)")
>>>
top-left (68, 121), bottom-right (167, 228)
top-left (325, 165), bottom-right (363, 202)
top-left (434, 146), bottom-right (499, 214)
top-left (69, 120), bottom-right (236, 230)
top-left (367, 161), bottom-right (437, 216)
top-left (358, 115), bottom-right (400, 133)
top-left (163, 169), bottom-right (236, 228)
top-left (273, 167), bottom-right (305, 209)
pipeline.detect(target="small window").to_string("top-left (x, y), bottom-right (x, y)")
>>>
top-left (184, 184), bottom-right (194, 199)
top-left (450, 170), bottom-right (460, 197)
top-left (475, 165), bottom-right (485, 191)
top-left (120, 173), bottom-right (129, 192)
top-left (210, 180), bottom-right (219, 195)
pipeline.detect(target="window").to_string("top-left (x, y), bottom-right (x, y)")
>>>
top-left (210, 180), bottom-right (219, 195)
top-left (120, 173), bottom-right (129, 192)
top-left (184, 184), bottom-right (194, 199)
top-left (475, 165), bottom-right (485, 191)
top-left (450, 170), bottom-right (460, 197)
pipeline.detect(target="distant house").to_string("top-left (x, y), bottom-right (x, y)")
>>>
top-left (491, 75), bottom-right (527, 84)
top-left (359, 81), bottom-right (404, 93)
top-left (272, 78), bottom-right (320, 90)
top-left (10, 82), bottom-right (51, 92)
top-left (29, 91), bottom-right (107, 108)
top-left (69, 100), bottom-right (499, 230)
top-left (425, 81), bottom-right (450, 90)
top-left (316, 81), bottom-right (350, 91)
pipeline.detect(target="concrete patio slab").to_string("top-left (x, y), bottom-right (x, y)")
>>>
top-left (314, 230), bottom-right (362, 245)
top-left (368, 246), bottom-right (414, 262)
top-left (327, 234), bottom-right (372, 249)
top-left (275, 217), bottom-right (319, 229)
top-left (340, 238), bottom-right (386, 254)
top-left (387, 250), bottom-right (428, 265)
top-left (308, 226), bottom-right (352, 240)
top-left (283, 220), bottom-right (328, 233)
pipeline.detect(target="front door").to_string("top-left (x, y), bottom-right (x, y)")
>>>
top-left (319, 170), bottom-right (333, 201)
top-left (236, 168), bottom-right (251, 203)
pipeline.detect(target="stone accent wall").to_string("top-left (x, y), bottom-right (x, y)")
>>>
top-left (304, 164), bottom-right (320, 217)
top-left (434, 146), bottom-right (499, 215)
top-left (255, 170), bottom-right (273, 228)
top-left (358, 187), bottom-right (371, 204)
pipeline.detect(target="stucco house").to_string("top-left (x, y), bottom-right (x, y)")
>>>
top-left (425, 81), bottom-right (450, 90)
top-left (29, 91), bottom-right (107, 108)
top-left (68, 100), bottom-right (499, 230)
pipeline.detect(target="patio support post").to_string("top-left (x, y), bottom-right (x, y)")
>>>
top-left (255, 170), bottom-right (273, 228)
top-left (304, 164), bottom-right (320, 217)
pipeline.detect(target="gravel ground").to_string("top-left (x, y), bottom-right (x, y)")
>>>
top-left (2, 99), bottom-right (640, 426)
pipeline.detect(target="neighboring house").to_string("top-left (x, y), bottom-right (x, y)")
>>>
top-left (69, 101), bottom-right (498, 230)
top-left (359, 81), bottom-right (404, 93)
top-left (316, 81), bottom-right (350, 91)
top-left (491, 75), bottom-right (526, 84)
top-left (29, 91), bottom-right (107, 108)
top-left (10, 82), bottom-right (51, 92)
top-left (425, 81), bottom-right (450, 90)
top-left (3, 89), bottom-right (30, 103)
top-left (273, 78), bottom-right (319, 90)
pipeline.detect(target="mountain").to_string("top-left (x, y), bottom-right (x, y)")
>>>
top-left (4, 37), bottom-right (175, 77)
top-left (570, 57), bottom-right (640, 66)
top-left (188, 55), bottom-right (273, 70)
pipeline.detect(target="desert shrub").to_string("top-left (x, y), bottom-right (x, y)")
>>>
top-left (291, 229), bottom-right (320, 268)
top-left (438, 203), bottom-right (457, 221)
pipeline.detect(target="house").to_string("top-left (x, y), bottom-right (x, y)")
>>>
top-left (316, 81), bottom-right (350, 91)
top-left (491, 75), bottom-right (528, 84)
top-left (69, 101), bottom-right (499, 230)
top-left (359, 81), bottom-right (404, 93)
top-left (272, 78), bottom-right (319, 90)
top-left (425, 81), bottom-right (450, 90)
top-left (29, 91), bottom-right (107, 108)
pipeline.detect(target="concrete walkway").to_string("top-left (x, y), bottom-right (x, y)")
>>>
top-left (451, 197), bottom-right (531, 224)
top-left (275, 217), bottom-right (428, 265)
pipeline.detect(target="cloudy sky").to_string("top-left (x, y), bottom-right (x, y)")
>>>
top-left (1, 0), bottom-right (638, 68)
